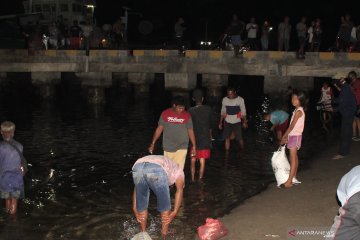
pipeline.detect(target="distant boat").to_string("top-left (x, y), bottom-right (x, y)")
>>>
top-left (22, 0), bottom-right (96, 25)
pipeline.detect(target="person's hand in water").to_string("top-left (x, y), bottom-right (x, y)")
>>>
top-left (134, 210), bottom-right (146, 224)
top-left (161, 211), bottom-right (175, 237)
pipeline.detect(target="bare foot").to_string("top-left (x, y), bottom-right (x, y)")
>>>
top-left (281, 182), bottom-right (293, 188)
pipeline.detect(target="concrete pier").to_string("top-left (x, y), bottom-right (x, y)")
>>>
top-left (0, 72), bottom-right (6, 79)
top-left (0, 50), bottom-right (359, 96)
top-left (76, 72), bottom-right (112, 87)
top-left (202, 74), bottom-right (228, 102)
top-left (128, 73), bottom-right (154, 98)
top-left (31, 72), bottom-right (61, 99)
top-left (165, 73), bottom-right (197, 90)
top-left (264, 76), bottom-right (315, 94)
top-left (85, 86), bottom-right (105, 104)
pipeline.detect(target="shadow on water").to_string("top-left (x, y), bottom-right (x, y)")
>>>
top-left (0, 76), bottom-right (338, 239)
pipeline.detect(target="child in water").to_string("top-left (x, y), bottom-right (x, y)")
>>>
top-left (263, 110), bottom-right (289, 145)
top-left (281, 90), bottom-right (306, 188)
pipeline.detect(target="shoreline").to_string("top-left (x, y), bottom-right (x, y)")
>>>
top-left (217, 140), bottom-right (360, 240)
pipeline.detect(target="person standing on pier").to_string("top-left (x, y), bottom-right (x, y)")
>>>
top-left (227, 14), bottom-right (245, 57)
top-left (189, 89), bottom-right (213, 182)
top-left (174, 17), bottom-right (186, 54)
top-left (148, 96), bottom-right (196, 170)
top-left (219, 87), bottom-right (248, 151)
top-left (278, 16), bottom-right (292, 51)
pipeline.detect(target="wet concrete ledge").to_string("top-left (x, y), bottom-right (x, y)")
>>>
top-left (0, 50), bottom-right (359, 78)
top-left (219, 141), bottom-right (360, 240)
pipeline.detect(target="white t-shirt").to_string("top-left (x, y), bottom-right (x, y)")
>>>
top-left (307, 26), bottom-right (314, 43)
top-left (221, 96), bottom-right (247, 124)
top-left (246, 23), bottom-right (258, 39)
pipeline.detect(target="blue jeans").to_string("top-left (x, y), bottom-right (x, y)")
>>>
top-left (132, 162), bottom-right (170, 212)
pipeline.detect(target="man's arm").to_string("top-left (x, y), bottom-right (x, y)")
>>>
top-left (169, 178), bottom-right (184, 220)
top-left (219, 99), bottom-right (226, 129)
top-left (187, 128), bottom-right (196, 155)
top-left (148, 125), bottom-right (164, 153)
top-left (240, 98), bottom-right (248, 128)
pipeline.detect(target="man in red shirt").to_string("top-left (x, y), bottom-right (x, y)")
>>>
top-left (349, 71), bottom-right (360, 141)
top-left (148, 96), bottom-right (196, 169)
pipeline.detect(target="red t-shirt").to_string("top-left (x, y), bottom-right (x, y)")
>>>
top-left (159, 108), bottom-right (193, 152)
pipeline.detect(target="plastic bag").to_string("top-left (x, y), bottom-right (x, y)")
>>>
top-left (131, 231), bottom-right (152, 240)
top-left (271, 145), bottom-right (290, 186)
top-left (197, 218), bottom-right (228, 240)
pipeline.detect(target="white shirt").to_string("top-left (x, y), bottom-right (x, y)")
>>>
top-left (246, 23), bottom-right (258, 39)
top-left (221, 96), bottom-right (247, 124)
top-left (337, 166), bottom-right (360, 206)
top-left (308, 26), bottom-right (314, 43)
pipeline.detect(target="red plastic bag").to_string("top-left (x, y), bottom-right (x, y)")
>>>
top-left (197, 218), bottom-right (228, 240)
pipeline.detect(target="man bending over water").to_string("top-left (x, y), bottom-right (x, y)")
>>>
top-left (132, 155), bottom-right (184, 237)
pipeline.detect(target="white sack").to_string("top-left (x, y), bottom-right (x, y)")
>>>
top-left (271, 145), bottom-right (290, 186)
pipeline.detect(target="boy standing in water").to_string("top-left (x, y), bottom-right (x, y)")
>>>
top-left (0, 121), bottom-right (26, 215)
top-left (189, 89), bottom-right (213, 182)
top-left (281, 90), bottom-right (306, 188)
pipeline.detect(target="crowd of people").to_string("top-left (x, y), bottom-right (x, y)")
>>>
top-left (0, 68), bottom-right (359, 237)
top-left (131, 69), bottom-right (360, 236)
top-left (18, 12), bottom-right (360, 56)
top-left (22, 15), bottom-right (127, 53)
top-left (223, 13), bottom-right (360, 57)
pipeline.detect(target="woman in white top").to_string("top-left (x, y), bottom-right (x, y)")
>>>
top-left (318, 82), bottom-right (334, 132)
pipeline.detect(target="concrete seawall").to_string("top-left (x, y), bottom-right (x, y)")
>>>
top-left (0, 49), bottom-right (359, 96)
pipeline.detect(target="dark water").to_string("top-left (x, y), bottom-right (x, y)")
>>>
top-left (0, 77), bottom-right (333, 239)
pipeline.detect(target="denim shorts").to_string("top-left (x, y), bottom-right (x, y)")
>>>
top-left (1, 190), bottom-right (21, 199)
top-left (132, 162), bottom-right (170, 213)
top-left (231, 35), bottom-right (242, 45)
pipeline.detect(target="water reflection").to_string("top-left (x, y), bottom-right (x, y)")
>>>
top-left (0, 81), bottom-right (327, 239)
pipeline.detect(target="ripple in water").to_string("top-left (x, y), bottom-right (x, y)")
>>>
top-left (0, 87), bottom-right (325, 239)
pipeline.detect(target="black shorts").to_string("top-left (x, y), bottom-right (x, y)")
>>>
top-left (298, 36), bottom-right (306, 45)
top-left (223, 122), bottom-right (243, 140)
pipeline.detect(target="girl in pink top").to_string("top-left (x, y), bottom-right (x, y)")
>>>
top-left (281, 90), bottom-right (306, 188)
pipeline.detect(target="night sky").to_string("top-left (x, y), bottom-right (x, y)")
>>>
top-left (2, 0), bottom-right (359, 49)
